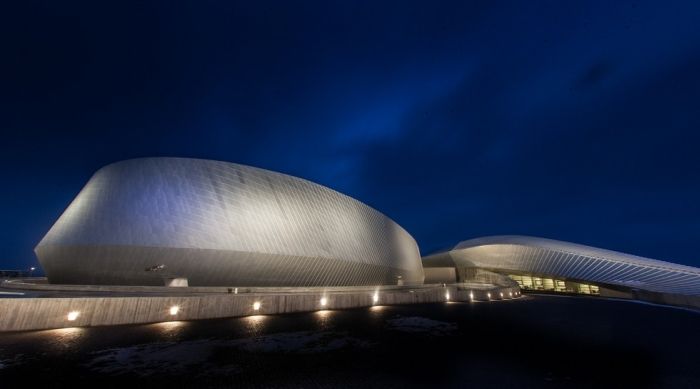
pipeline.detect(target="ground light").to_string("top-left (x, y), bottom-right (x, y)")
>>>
top-left (67, 311), bottom-right (80, 321)
top-left (253, 301), bottom-right (261, 311)
top-left (320, 297), bottom-right (328, 307)
top-left (169, 306), bottom-right (179, 315)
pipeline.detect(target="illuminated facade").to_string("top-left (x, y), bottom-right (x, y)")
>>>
top-left (36, 158), bottom-right (424, 286)
top-left (507, 274), bottom-right (600, 295)
top-left (422, 235), bottom-right (700, 298)
top-left (33, 157), bottom-right (700, 308)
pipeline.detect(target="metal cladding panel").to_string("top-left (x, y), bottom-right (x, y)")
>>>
top-left (426, 235), bottom-right (700, 296)
top-left (36, 158), bottom-right (423, 286)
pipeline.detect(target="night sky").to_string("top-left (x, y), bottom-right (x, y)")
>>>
top-left (2, 1), bottom-right (700, 271)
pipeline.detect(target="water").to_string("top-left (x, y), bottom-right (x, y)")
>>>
top-left (0, 295), bottom-right (698, 388)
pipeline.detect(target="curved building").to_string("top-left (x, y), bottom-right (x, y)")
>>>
top-left (36, 158), bottom-right (423, 286)
top-left (423, 235), bottom-right (700, 299)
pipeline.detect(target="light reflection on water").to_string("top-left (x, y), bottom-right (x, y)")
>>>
top-left (149, 320), bottom-right (188, 341)
top-left (313, 310), bottom-right (334, 330)
top-left (40, 327), bottom-right (86, 351)
top-left (369, 305), bottom-right (386, 313)
top-left (242, 315), bottom-right (267, 337)
top-left (368, 305), bottom-right (390, 326)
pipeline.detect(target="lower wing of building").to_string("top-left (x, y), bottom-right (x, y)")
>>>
top-left (422, 235), bottom-right (700, 307)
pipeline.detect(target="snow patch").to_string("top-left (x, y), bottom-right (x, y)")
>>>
top-left (386, 316), bottom-right (457, 335)
top-left (83, 331), bottom-right (371, 376)
top-left (0, 354), bottom-right (25, 370)
top-left (231, 331), bottom-right (370, 353)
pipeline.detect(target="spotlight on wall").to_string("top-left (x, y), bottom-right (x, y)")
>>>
top-left (500, 292), bottom-right (504, 298)
top-left (469, 292), bottom-right (474, 300)
top-left (509, 292), bottom-right (513, 297)
top-left (372, 292), bottom-right (379, 304)
top-left (445, 291), bottom-right (450, 301)
top-left (67, 311), bottom-right (80, 321)
top-left (320, 297), bottom-right (328, 307)
top-left (169, 305), bottom-right (180, 315)
top-left (253, 301), bottom-right (261, 311)
top-left (487, 292), bottom-right (491, 299)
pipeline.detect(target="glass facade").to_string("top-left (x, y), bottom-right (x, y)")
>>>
top-left (508, 274), bottom-right (600, 295)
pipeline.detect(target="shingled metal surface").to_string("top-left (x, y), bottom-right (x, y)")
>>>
top-left (36, 158), bottom-right (423, 286)
top-left (423, 235), bottom-right (700, 296)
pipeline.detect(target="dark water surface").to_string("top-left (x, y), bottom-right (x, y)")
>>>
top-left (0, 295), bottom-right (698, 388)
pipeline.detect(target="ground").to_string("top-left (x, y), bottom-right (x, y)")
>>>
top-left (0, 295), bottom-right (698, 388)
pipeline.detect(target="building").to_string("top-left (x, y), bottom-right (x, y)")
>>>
top-left (33, 157), bottom-right (700, 310)
top-left (35, 158), bottom-right (424, 287)
top-left (422, 235), bottom-right (700, 307)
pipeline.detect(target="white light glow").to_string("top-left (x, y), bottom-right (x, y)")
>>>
top-left (372, 292), bottom-right (379, 304)
top-left (469, 292), bottom-right (474, 300)
top-left (67, 311), bottom-right (80, 321)
top-left (320, 297), bottom-right (328, 306)
top-left (500, 292), bottom-right (504, 298)
top-left (487, 292), bottom-right (491, 299)
top-left (509, 292), bottom-right (513, 297)
top-left (445, 291), bottom-right (450, 301)
top-left (253, 301), bottom-right (261, 311)
top-left (169, 305), bottom-right (179, 315)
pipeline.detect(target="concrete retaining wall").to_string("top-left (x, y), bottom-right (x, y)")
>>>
top-left (0, 285), bottom-right (522, 332)
top-left (1, 278), bottom-right (435, 294)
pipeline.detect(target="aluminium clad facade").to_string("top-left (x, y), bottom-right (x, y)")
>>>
top-left (36, 158), bottom-right (423, 286)
top-left (423, 235), bottom-right (700, 296)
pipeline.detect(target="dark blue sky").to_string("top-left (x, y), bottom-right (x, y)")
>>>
top-left (2, 1), bottom-right (700, 270)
